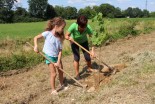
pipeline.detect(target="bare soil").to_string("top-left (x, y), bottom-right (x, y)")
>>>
top-left (1, 32), bottom-right (155, 104)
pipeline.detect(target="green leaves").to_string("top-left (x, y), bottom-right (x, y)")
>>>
top-left (91, 13), bottom-right (109, 46)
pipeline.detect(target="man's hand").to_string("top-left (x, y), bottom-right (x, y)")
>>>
top-left (90, 47), bottom-right (96, 58)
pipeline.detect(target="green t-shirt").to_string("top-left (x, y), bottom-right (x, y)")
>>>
top-left (68, 23), bottom-right (93, 43)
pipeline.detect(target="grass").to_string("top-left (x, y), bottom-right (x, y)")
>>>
top-left (1, 18), bottom-right (155, 71)
top-left (0, 20), bottom-right (76, 40)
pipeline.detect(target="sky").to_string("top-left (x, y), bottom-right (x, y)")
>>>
top-left (16, 0), bottom-right (155, 12)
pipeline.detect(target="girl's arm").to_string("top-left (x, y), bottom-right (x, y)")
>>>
top-left (34, 34), bottom-right (43, 53)
top-left (55, 49), bottom-right (62, 67)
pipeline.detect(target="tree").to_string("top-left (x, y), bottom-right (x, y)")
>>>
top-left (132, 8), bottom-right (143, 18)
top-left (0, 0), bottom-right (17, 23)
top-left (92, 6), bottom-right (99, 14)
top-left (124, 7), bottom-right (133, 17)
top-left (64, 6), bottom-right (77, 19)
top-left (0, 8), bottom-right (14, 23)
top-left (99, 3), bottom-right (115, 18)
top-left (150, 12), bottom-right (155, 17)
top-left (124, 7), bottom-right (143, 18)
top-left (14, 7), bottom-right (28, 17)
top-left (114, 7), bottom-right (123, 18)
top-left (143, 9), bottom-right (149, 17)
top-left (44, 4), bottom-right (56, 19)
top-left (0, 0), bottom-right (17, 9)
top-left (13, 7), bottom-right (29, 22)
top-left (54, 5), bottom-right (65, 18)
top-left (78, 6), bottom-right (96, 19)
top-left (28, 0), bottom-right (48, 19)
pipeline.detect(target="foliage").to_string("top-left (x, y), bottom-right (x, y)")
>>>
top-left (0, 7), bottom-right (14, 23)
top-left (0, 2), bottom-right (154, 23)
top-left (78, 6), bottom-right (96, 19)
top-left (0, 52), bottom-right (43, 71)
top-left (150, 12), bottom-right (155, 17)
top-left (54, 5), bottom-right (65, 18)
top-left (28, 0), bottom-right (48, 19)
top-left (124, 7), bottom-right (149, 18)
top-left (98, 3), bottom-right (115, 18)
top-left (0, 0), bottom-right (17, 23)
top-left (91, 13), bottom-right (110, 46)
top-left (118, 20), bottom-right (139, 36)
top-left (64, 6), bottom-right (77, 19)
top-left (0, 0), bottom-right (17, 10)
top-left (44, 4), bottom-right (56, 19)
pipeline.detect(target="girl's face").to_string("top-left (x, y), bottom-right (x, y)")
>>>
top-left (55, 23), bottom-right (66, 34)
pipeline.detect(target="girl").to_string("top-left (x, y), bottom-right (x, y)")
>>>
top-left (34, 17), bottom-right (66, 95)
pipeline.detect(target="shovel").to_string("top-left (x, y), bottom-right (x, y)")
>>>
top-left (26, 42), bottom-right (88, 89)
top-left (70, 40), bottom-right (115, 72)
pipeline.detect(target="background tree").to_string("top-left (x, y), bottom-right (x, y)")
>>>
top-left (150, 12), bottom-right (155, 17)
top-left (64, 6), bottom-right (77, 19)
top-left (132, 8), bottom-right (143, 18)
top-left (114, 7), bottom-right (123, 18)
top-left (124, 7), bottom-right (133, 17)
top-left (99, 3), bottom-right (115, 18)
top-left (92, 6), bottom-right (99, 14)
top-left (78, 6), bottom-right (96, 19)
top-left (54, 5), bottom-right (65, 18)
top-left (13, 7), bottom-right (28, 22)
top-left (44, 4), bottom-right (56, 19)
top-left (143, 9), bottom-right (149, 17)
top-left (28, 0), bottom-right (48, 19)
top-left (0, 0), bottom-right (17, 23)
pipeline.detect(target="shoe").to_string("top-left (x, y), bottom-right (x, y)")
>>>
top-left (86, 69), bottom-right (97, 73)
top-left (51, 90), bottom-right (58, 95)
top-left (74, 75), bottom-right (81, 80)
top-left (59, 84), bottom-right (68, 91)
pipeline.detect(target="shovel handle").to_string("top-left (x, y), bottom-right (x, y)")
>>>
top-left (70, 40), bottom-right (114, 70)
top-left (26, 42), bottom-right (86, 88)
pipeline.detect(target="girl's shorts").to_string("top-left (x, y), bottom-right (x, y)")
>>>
top-left (45, 54), bottom-right (58, 64)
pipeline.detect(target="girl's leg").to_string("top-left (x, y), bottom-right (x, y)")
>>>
top-left (57, 60), bottom-right (64, 85)
top-left (48, 63), bottom-right (57, 91)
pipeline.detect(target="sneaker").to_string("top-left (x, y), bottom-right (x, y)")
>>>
top-left (74, 75), bottom-right (81, 80)
top-left (59, 84), bottom-right (68, 91)
top-left (86, 69), bottom-right (98, 73)
top-left (51, 90), bottom-right (58, 95)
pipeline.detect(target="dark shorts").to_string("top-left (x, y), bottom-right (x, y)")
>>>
top-left (71, 41), bottom-right (91, 62)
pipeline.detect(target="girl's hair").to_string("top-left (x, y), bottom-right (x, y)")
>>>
top-left (77, 15), bottom-right (88, 28)
top-left (45, 17), bottom-right (66, 41)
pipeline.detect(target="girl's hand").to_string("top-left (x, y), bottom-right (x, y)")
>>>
top-left (54, 62), bottom-right (60, 67)
top-left (34, 46), bottom-right (39, 53)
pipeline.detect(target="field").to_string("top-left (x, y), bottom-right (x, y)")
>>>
top-left (0, 18), bottom-right (155, 104)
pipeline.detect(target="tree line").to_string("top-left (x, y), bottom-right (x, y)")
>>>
top-left (0, 0), bottom-right (155, 23)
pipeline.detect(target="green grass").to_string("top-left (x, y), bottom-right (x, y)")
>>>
top-left (1, 18), bottom-right (155, 71)
top-left (0, 22), bottom-right (44, 39)
top-left (0, 18), bottom-right (155, 40)
top-left (0, 20), bottom-right (76, 40)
